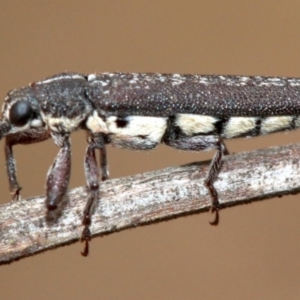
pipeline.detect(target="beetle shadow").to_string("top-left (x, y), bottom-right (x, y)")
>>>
top-left (45, 195), bottom-right (70, 225)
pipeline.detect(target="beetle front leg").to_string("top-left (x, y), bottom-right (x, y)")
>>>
top-left (81, 134), bottom-right (107, 256)
top-left (4, 129), bottom-right (51, 200)
top-left (5, 141), bottom-right (21, 200)
top-left (46, 133), bottom-right (71, 210)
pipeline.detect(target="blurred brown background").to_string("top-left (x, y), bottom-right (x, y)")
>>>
top-left (1, 1), bottom-right (300, 299)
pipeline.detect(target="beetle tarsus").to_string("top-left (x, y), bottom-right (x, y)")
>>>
top-left (209, 206), bottom-right (219, 226)
top-left (81, 226), bottom-right (91, 257)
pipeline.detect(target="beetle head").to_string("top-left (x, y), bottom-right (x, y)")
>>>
top-left (0, 86), bottom-right (43, 140)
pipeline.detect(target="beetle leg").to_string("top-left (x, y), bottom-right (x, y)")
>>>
top-left (81, 133), bottom-right (106, 256)
top-left (99, 144), bottom-right (109, 181)
top-left (165, 133), bottom-right (229, 225)
top-left (46, 133), bottom-right (71, 210)
top-left (4, 140), bottom-right (21, 200)
top-left (4, 129), bottom-right (50, 200)
top-left (204, 138), bottom-right (229, 225)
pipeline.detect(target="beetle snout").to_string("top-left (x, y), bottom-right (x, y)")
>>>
top-left (0, 120), bottom-right (11, 140)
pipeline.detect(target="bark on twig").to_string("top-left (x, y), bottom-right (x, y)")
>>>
top-left (1, 143), bottom-right (300, 264)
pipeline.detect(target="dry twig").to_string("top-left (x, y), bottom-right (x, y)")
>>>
top-left (1, 143), bottom-right (300, 264)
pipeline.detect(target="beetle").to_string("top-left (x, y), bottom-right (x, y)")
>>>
top-left (1, 72), bottom-right (300, 255)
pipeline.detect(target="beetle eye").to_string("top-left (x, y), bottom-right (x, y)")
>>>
top-left (9, 100), bottom-right (33, 126)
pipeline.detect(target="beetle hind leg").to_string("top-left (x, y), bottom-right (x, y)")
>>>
top-left (164, 132), bottom-right (229, 225)
top-left (204, 139), bottom-right (229, 225)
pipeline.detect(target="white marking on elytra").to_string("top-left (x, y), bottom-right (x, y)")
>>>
top-left (237, 76), bottom-right (250, 86)
top-left (171, 74), bottom-right (186, 86)
top-left (239, 76), bottom-right (250, 82)
top-left (88, 74), bottom-right (111, 87)
top-left (256, 78), bottom-right (286, 87)
top-left (38, 74), bottom-right (84, 85)
top-left (223, 117), bottom-right (257, 138)
top-left (261, 116), bottom-right (294, 134)
top-left (199, 77), bottom-right (210, 85)
top-left (107, 116), bottom-right (167, 149)
top-left (157, 74), bottom-right (166, 82)
top-left (175, 114), bottom-right (218, 135)
top-left (87, 74), bottom-right (96, 81)
top-left (294, 117), bottom-right (300, 128)
top-left (258, 82), bottom-right (273, 87)
top-left (288, 79), bottom-right (300, 87)
top-left (266, 78), bottom-right (285, 86)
